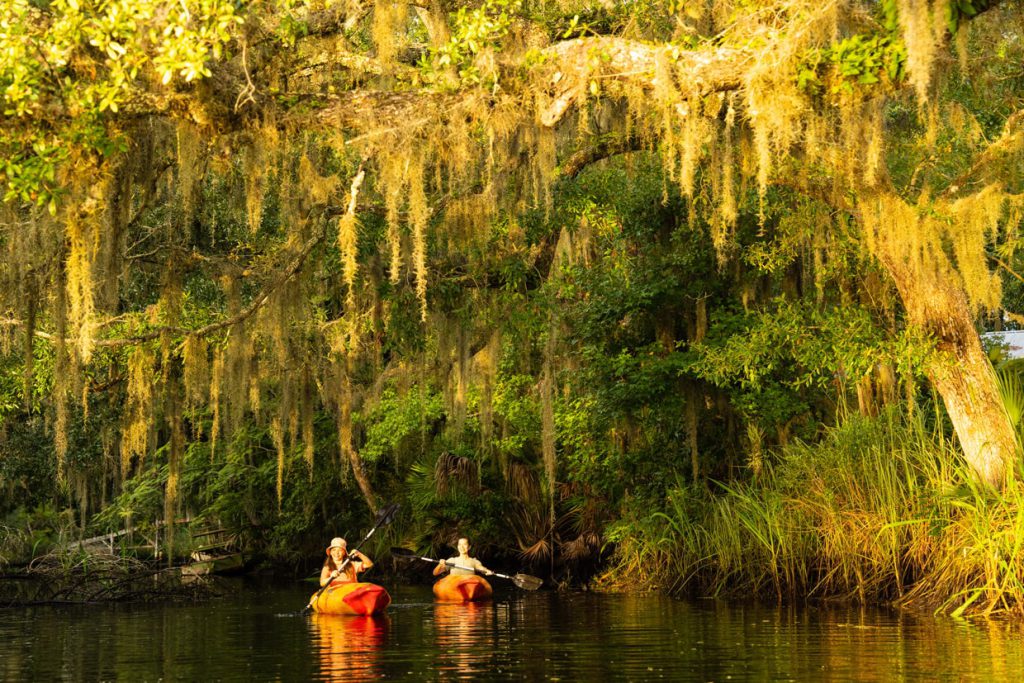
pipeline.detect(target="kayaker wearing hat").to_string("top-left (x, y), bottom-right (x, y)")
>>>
top-left (320, 537), bottom-right (374, 586)
top-left (433, 537), bottom-right (494, 577)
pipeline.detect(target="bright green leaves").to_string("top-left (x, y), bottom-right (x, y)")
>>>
top-left (798, 0), bottom-right (999, 99)
top-left (947, 0), bottom-right (981, 33)
top-left (0, 0), bottom-right (246, 208)
top-left (0, 134), bottom-right (66, 208)
top-left (799, 33), bottom-right (907, 96)
top-left (422, 0), bottom-right (522, 89)
top-left (36, 0), bottom-right (242, 108)
top-left (880, 0), bottom-right (900, 32)
top-left (880, 0), bottom-right (978, 35)
top-left (149, 0), bottom-right (244, 84)
top-left (830, 34), bottom-right (906, 89)
top-left (0, 0), bottom-right (45, 118)
top-left (796, 0), bottom-right (913, 96)
top-left (357, 387), bottom-right (444, 464)
top-left (689, 299), bottom-right (933, 396)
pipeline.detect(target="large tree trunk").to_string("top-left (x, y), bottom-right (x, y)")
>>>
top-left (866, 194), bottom-right (1017, 487)
top-left (924, 329), bottom-right (1013, 487)
top-left (908, 285), bottom-right (1013, 487)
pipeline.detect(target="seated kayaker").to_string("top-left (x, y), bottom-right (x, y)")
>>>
top-left (321, 536), bottom-right (373, 586)
top-left (433, 537), bottom-right (494, 577)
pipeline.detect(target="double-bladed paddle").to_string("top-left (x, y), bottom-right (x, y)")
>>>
top-left (390, 546), bottom-right (543, 591)
top-left (301, 503), bottom-right (401, 614)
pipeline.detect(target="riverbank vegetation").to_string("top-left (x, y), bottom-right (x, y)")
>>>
top-left (607, 409), bottom-right (1024, 617)
top-left (1, 0), bottom-right (1024, 616)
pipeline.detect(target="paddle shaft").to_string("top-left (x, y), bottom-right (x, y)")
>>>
top-left (410, 553), bottom-right (521, 582)
top-left (433, 557), bottom-right (501, 578)
top-left (390, 547), bottom-right (542, 590)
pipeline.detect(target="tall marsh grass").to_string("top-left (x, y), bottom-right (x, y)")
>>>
top-left (605, 410), bottom-right (1024, 617)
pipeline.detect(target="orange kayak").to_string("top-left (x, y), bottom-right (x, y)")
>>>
top-left (432, 574), bottom-right (493, 602)
top-left (310, 581), bottom-right (391, 616)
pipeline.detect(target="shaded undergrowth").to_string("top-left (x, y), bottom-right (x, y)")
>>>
top-left (0, 550), bottom-right (216, 606)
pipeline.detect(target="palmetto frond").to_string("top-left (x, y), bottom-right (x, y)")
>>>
top-left (434, 451), bottom-right (478, 496)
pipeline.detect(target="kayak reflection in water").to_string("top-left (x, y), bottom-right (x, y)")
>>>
top-left (433, 538), bottom-right (494, 577)
top-left (321, 536), bottom-right (374, 585)
top-left (310, 613), bottom-right (388, 682)
top-left (434, 601), bottom-right (496, 677)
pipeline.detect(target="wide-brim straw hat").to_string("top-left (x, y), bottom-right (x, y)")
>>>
top-left (326, 537), bottom-right (346, 553)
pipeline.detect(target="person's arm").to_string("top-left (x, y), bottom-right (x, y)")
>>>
top-left (433, 559), bottom-right (448, 576)
top-left (320, 565), bottom-right (335, 586)
top-left (474, 558), bottom-right (494, 576)
top-left (352, 550), bottom-right (373, 570)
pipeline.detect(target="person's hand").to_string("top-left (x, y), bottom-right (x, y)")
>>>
top-left (486, 570), bottom-right (494, 576)
top-left (330, 570), bottom-right (339, 578)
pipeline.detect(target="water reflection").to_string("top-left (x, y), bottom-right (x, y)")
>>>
top-left (310, 613), bottom-right (388, 681)
top-left (433, 600), bottom-right (499, 680)
top-left (678, 600), bottom-right (1024, 682)
top-left (4, 582), bottom-right (1024, 681)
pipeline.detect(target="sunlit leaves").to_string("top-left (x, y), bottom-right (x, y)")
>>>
top-left (0, 0), bottom-right (245, 206)
top-left (150, 0), bottom-right (244, 84)
top-left (798, 33), bottom-right (907, 95)
top-left (422, 0), bottom-right (523, 88)
top-left (357, 387), bottom-right (444, 464)
top-left (690, 299), bottom-right (932, 394)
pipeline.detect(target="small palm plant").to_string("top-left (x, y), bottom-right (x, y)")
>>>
top-left (995, 363), bottom-right (1024, 459)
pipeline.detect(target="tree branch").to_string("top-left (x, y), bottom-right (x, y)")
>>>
top-left (944, 109), bottom-right (1024, 198)
top-left (0, 219), bottom-right (329, 350)
top-left (558, 134), bottom-right (643, 179)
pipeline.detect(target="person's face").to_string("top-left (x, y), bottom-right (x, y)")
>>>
top-left (330, 541), bottom-right (347, 560)
top-left (457, 539), bottom-right (470, 554)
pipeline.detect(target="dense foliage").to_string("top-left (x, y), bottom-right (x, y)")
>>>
top-left (1, 0), bottom-right (1023, 614)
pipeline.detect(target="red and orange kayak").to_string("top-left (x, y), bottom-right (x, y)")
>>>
top-left (310, 581), bottom-right (391, 616)
top-left (432, 574), bottom-right (493, 602)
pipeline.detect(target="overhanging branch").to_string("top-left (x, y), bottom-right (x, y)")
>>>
top-left (1, 217), bottom-right (329, 351)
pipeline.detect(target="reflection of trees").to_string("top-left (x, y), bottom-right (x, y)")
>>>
top-left (309, 613), bottom-right (388, 682)
top-left (433, 601), bottom-right (499, 680)
top-left (5, 593), bottom-right (1024, 679)
top-left (690, 602), bottom-right (1024, 681)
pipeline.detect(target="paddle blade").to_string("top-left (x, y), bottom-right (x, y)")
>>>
top-left (375, 503), bottom-right (401, 527)
top-left (390, 547), bottom-right (419, 561)
top-left (512, 574), bottom-right (543, 591)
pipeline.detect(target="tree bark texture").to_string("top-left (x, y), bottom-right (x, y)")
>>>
top-left (866, 194), bottom-right (1017, 487)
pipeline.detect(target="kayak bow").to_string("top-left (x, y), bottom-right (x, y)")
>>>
top-left (432, 574), bottom-right (493, 602)
top-left (309, 581), bottom-right (392, 616)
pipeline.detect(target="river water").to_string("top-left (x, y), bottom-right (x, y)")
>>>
top-left (1, 579), bottom-right (1021, 681)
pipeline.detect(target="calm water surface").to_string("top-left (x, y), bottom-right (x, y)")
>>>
top-left (1, 579), bottom-right (1021, 681)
